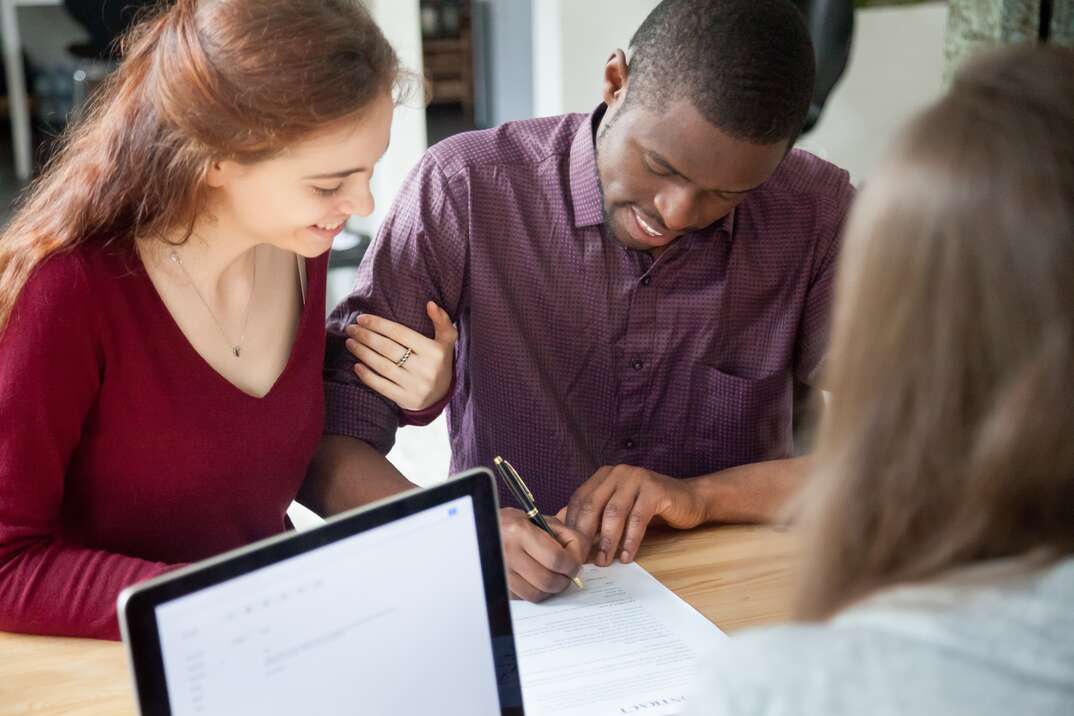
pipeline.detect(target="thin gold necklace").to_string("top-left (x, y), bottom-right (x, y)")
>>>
top-left (168, 248), bottom-right (257, 358)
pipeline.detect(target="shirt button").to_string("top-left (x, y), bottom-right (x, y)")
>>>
top-left (641, 276), bottom-right (652, 286)
top-left (623, 438), bottom-right (635, 449)
top-left (631, 359), bottom-right (644, 371)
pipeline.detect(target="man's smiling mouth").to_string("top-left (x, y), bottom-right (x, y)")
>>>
top-left (632, 206), bottom-right (665, 238)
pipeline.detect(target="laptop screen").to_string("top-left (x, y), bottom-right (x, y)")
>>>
top-left (152, 495), bottom-right (503, 715)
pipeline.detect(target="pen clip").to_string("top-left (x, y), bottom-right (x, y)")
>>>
top-left (502, 459), bottom-right (535, 503)
top-left (493, 456), bottom-right (531, 510)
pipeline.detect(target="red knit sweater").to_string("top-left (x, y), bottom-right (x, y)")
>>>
top-left (0, 245), bottom-right (328, 640)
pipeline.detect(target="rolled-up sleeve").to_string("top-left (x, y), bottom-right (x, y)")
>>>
top-left (324, 152), bottom-right (469, 454)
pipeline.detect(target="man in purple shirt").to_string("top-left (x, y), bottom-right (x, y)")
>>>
top-left (303, 0), bottom-right (854, 602)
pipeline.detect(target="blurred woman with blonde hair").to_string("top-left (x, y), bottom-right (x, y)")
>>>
top-left (689, 44), bottom-right (1074, 715)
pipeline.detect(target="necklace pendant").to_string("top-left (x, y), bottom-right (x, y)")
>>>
top-left (233, 347), bottom-right (241, 358)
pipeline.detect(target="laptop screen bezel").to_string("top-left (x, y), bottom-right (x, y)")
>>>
top-left (118, 468), bottom-right (522, 715)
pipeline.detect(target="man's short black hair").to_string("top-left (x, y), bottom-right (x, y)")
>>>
top-left (626, 0), bottom-right (815, 145)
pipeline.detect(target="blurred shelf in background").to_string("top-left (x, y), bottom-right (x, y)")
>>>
top-left (421, 0), bottom-right (474, 121)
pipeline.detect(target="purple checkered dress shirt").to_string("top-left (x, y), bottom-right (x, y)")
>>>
top-left (325, 108), bottom-right (853, 513)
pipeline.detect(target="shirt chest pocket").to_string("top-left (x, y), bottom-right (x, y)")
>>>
top-left (681, 366), bottom-right (793, 472)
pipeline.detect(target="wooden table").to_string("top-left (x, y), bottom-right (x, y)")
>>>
top-left (0, 524), bottom-right (799, 716)
top-left (637, 523), bottom-right (799, 632)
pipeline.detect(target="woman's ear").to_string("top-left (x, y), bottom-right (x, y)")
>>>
top-left (205, 159), bottom-right (241, 189)
top-left (601, 48), bottom-right (629, 108)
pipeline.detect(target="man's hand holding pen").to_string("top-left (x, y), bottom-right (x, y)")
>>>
top-left (494, 456), bottom-right (708, 603)
top-left (499, 508), bottom-right (590, 603)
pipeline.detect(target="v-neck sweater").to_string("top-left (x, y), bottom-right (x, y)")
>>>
top-left (0, 244), bottom-right (328, 639)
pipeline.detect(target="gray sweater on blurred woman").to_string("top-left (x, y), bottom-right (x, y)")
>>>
top-left (687, 557), bottom-right (1074, 715)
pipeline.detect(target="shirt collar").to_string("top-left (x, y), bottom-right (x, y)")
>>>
top-left (567, 103), bottom-right (738, 241)
top-left (719, 205), bottom-right (737, 240)
top-left (568, 105), bottom-right (607, 228)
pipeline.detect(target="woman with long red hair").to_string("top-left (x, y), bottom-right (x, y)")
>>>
top-left (0, 0), bottom-right (454, 639)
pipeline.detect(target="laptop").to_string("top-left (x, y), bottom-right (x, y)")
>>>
top-left (118, 468), bottom-right (523, 715)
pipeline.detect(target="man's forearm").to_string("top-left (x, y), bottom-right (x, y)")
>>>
top-left (298, 434), bottom-right (416, 517)
top-left (687, 456), bottom-right (810, 524)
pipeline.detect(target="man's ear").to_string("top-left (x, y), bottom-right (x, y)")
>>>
top-left (601, 48), bottom-right (630, 108)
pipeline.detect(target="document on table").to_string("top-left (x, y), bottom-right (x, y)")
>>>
top-left (511, 561), bottom-right (727, 716)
